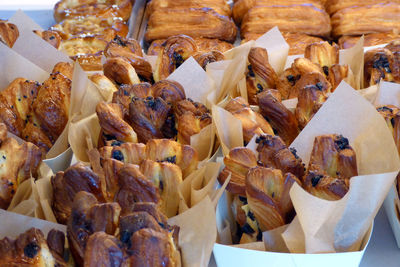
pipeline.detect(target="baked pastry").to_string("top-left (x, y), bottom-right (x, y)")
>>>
top-left (328, 64), bottom-right (352, 91)
top-left (218, 147), bottom-right (258, 195)
top-left (331, 2), bottom-right (400, 38)
top-left (231, 195), bottom-right (261, 243)
top-left (33, 30), bottom-right (62, 49)
top-left (377, 105), bottom-right (400, 155)
top-left (0, 228), bottom-right (67, 266)
top-left (51, 15), bottom-right (128, 41)
top-left (147, 0), bottom-right (232, 17)
top-left (193, 50), bottom-right (224, 70)
top-left (0, 19), bottom-right (19, 47)
top-left (305, 41), bottom-right (339, 71)
top-left (338, 32), bottom-right (400, 49)
top-left (364, 48), bottom-right (400, 86)
top-left (60, 36), bottom-right (108, 71)
top-left (0, 123), bottom-right (42, 209)
top-left (103, 57), bottom-right (141, 85)
top-left (326, 0), bottom-right (400, 15)
top-left (145, 8), bottom-right (238, 43)
top-left (147, 37), bottom-right (233, 56)
top-left (54, 0), bottom-right (133, 23)
top-left (246, 47), bottom-right (278, 104)
top-left (232, 0), bottom-right (325, 24)
top-left (386, 40), bottom-right (400, 63)
top-left (241, 4), bottom-right (331, 39)
top-left (257, 90), bottom-right (299, 145)
top-left (225, 97), bottom-right (274, 144)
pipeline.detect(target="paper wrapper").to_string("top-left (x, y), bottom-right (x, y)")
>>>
top-left (215, 81), bottom-right (400, 258)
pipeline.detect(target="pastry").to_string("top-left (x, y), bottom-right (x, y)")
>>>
top-left (338, 32), bottom-right (400, 49)
top-left (326, 0), bottom-right (400, 15)
top-left (331, 2), bottom-right (400, 37)
top-left (193, 50), bottom-right (224, 70)
top-left (246, 47), bottom-right (278, 104)
top-left (145, 8), bottom-right (237, 43)
top-left (377, 105), bottom-right (400, 155)
top-left (304, 41), bottom-right (339, 71)
top-left (328, 64), bottom-right (353, 91)
top-left (147, 0), bottom-right (232, 17)
top-left (241, 4), bottom-right (331, 38)
top-left (54, 0), bottom-right (133, 23)
top-left (364, 47), bottom-right (400, 86)
top-left (33, 30), bottom-right (62, 49)
top-left (103, 57), bottom-right (141, 85)
top-left (0, 19), bottom-right (19, 47)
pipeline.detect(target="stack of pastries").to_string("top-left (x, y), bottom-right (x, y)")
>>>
top-left (145, 0), bottom-right (237, 57)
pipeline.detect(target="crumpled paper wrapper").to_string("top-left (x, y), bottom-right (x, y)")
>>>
top-left (216, 81), bottom-right (400, 255)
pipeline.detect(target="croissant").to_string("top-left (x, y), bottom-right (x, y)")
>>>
top-left (193, 50), bottom-right (224, 70)
top-left (246, 167), bottom-right (301, 231)
top-left (377, 106), bottom-right (400, 155)
top-left (154, 35), bottom-right (198, 82)
top-left (364, 48), bottom-right (400, 87)
top-left (0, 123), bottom-right (42, 209)
top-left (257, 90), bottom-right (299, 145)
top-left (0, 228), bottom-right (67, 266)
top-left (246, 47), bottom-right (278, 105)
top-left (256, 134), bottom-right (305, 179)
top-left (225, 97), bottom-right (274, 143)
top-left (218, 147), bottom-right (258, 195)
top-left (147, 0), bottom-right (232, 17)
top-left (54, 0), bottom-right (133, 23)
top-left (103, 57), bottom-right (141, 85)
top-left (0, 19), bottom-right (19, 47)
top-left (305, 41), bottom-right (339, 72)
top-left (33, 29), bottom-right (62, 49)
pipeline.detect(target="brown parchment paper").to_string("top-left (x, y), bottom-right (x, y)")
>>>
top-left (374, 81), bottom-right (400, 106)
top-left (339, 36), bottom-right (364, 90)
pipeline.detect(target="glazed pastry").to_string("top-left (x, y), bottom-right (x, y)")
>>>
top-left (328, 64), bottom-right (354, 91)
top-left (338, 32), bottom-right (400, 49)
top-left (104, 36), bottom-right (153, 82)
top-left (89, 73), bottom-right (118, 96)
top-left (257, 90), bottom-right (299, 145)
top-left (103, 57), bottom-right (141, 85)
top-left (246, 167), bottom-right (300, 231)
top-left (246, 47), bottom-right (278, 104)
top-left (232, 0), bottom-right (325, 23)
top-left (303, 171), bottom-right (349, 200)
top-left (305, 41), bottom-right (339, 71)
top-left (51, 61), bottom-right (74, 80)
top-left (241, 4), bottom-right (331, 38)
top-left (147, 0), bottom-right (232, 17)
top-left (154, 35), bottom-right (198, 82)
top-left (218, 147), bottom-right (258, 195)
top-left (364, 48), bottom-right (400, 86)
top-left (0, 123), bottom-right (42, 209)
top-left (111, 82), bottom-right (151, 116)
top-left (51, 15), bottom-right (128, 41)
top-left (145, 8), bottom-right (237, 43)
top-left (193, 50), bottom-right (224, 70)
top-left (256, 134), bottom-right (305, 179)
top-left (377, 105), bottom-right (400, 155)
top-left (60, 36), bottom-right (108, 71)
top-left (331, 3), bottom-right (400, 37)
top-left (33, 30), bottom-right (62, 49)
top-left (54, 0), bottom-right (133, 22)
top-left (327, 0), bottom-right (400, 15)
top-left (225, 97), bottom-right (274, 143)
top-left (386, 40), bottom-right (400, 63)
top-left (0, 19), bottom-right (19, 47)
top-left (99, 141), bottom-right (146, 165)
top-left (0, 228), bottom-right (67, 266)
top-left (148, 37), bottom-right (233, 56)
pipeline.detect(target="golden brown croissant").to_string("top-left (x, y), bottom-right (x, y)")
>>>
top-left (246, 167), bottom-right (301, 231)
top-left (364, 48), bottom-right (400, 87)
top-left (51, 15), bottom-right (128, 41)
top-left (104, 36), bottom-right (153, 82)
top-left (257, 90), bottom-right (300, 145)
top-left (305, 41), bottom-right (339, 72)
top-left (0, 228), bottom-right (67, 267)
top-left (0, 123), bottom-right (42, 209)
top-left (154, 35), bottom-right (198, 82)
top-left (193, 50), bottom-right (224, 70)
top-left (218, 147), bottom-right (258, 195)
top-left (338, 32), bottom-right (400, 50)
top-left (377, 105), bottom-right (400, 156)
top-left (225, 97), bottom-right (274, 144)
top-left (246, 47), bottom-right (278, 105)
top-left (0, 19), bottom-right (19, 47)
top-left (147, 0), bottom-right (232, 17)
top-left (256, 134), bottom-right (305, 179)
top-left (33, 29), bottom-right (62, 49)
top-left (331, 2), bottom-right (400, 38)
top-left (241, 4), bottom-right (331, 38)
top-left (54, 0), bottom-right (133, 23)
top-left (145, 8), bottom-right (238, 43)
top-left (96, 102), bottom-right (138, 144)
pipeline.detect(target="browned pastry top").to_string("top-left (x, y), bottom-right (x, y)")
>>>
top-left (51, 15), bottom-right (129, 41)
top-left (364, 47), bottom-right (400, 86)
top-left (33, 30), bottom-right (62, 49)
top-left (0, 19), bottom-right (19, 47)
top-left (241, 4), bottom-right (331, 38)
top-left (326, 0), bottom-right (400, 15)
top-left (339, 33), bottom-right (400, 49)
top-left (54, 0), bottom-right (133, 22)
top-left (145, 7), bottom-right (238, 43)
top-left (331, 2), bottom-right (400, 37)
top-left (148, 0), bottom-right (232, 17)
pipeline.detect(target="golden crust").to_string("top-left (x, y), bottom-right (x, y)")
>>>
top-left (145, 8), bottom-right (238, 43)
top-left (303, 171), bottom-right (349, 200)
top-left (241, 4), bottom-right (331, 38)
top-left (33, 29), bottom-right (62, 49)
top-left (147, 0), bottom-right (232, 17)
top-left (326, 0), bottom-right (400, 15)
top-left (0, 19), bottom-right (19, 47)
top-left (193, 50), bottom-right (224, 70)
top-left (328, 64), bottom-right (350, 91)
top-left (103, 57), bottom-right (141, 85)
top-left (99, 142), bottom-right (146, 165)
top-left (54, 0), bottom-right (133, 23)
top-left (331, 3), bottom-right (400, 37)
top-left (338, 33), bottom-right (400, 49)
top-left (364, 48), bottom-right (400, 87)
top-left (305, 41), bottom-right (339, 69)
top-left (377, 106), bottom-right (400, 156)
top-left (52, 62), bottom-right (74, 80)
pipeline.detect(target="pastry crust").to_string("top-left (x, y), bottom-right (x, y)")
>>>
top-left (33, 30), bottom-right (62, 49)
top-left (364, 48), bottom-right (400, 86)
top-left (241, 4), bottom-right (331, 38)
top-left (147, 0), bottom-right (232, 17)
top-left (193, 50), bottom-right (224, 70)
top-left (331, 3), bottom-right (400, 37)
top-left (145, 8), bottom-right (238, 43)
top-left (0, 20), bottom-right (19, 48)
top-left (304, 41), bottom-right (339, 69)
top-left (338, 33), bottom-right (400, 49)
top-left (326, 0), bottom-right (400, 15)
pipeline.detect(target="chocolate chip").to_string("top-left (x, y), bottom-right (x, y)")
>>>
top-left (24, 242), bottom-right (40, 258)
top-left (311, 175), bottom-right (323, 187)
top-left (287, 74), bottom-right (295, 85)
top-left (289, 147), bottom-right (299, 159)
top-left (377, 106), bottom-right (393, 113)
top-left (323, 66), bottom-right (329, 76)
top-left (164, 155), bottom-right (176, 164)
top-left (49, 36), bottom-right (55, 40)
top-left (111, 140), bottom-right (123, 147)
top-left (256, 83), bottom-right (263, 93)
top-left (112, 150), bottom-right (124, 161)
top-left (316, 82), bottom-right (323, 90)
top-left (248, 211), bottom-right (256, 221)
top-left (334, 135), bottom-right (350, 150)
top-left (242, 223), bottom-right (255, 234)
top-left (123, 90), bottom-right (129, 96)
top-left (159, 180), bottom-right (164, 191)
top-left (173, 52), bottom-right (184, 68)
top-left (2, 155), bottom-right (5, 159)
top-left (391, 118), bottom-right (395, 127)
top-left (120, 230), bottom-right (132, 247)
top-left (248, 65), bottom-right (255, 77)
